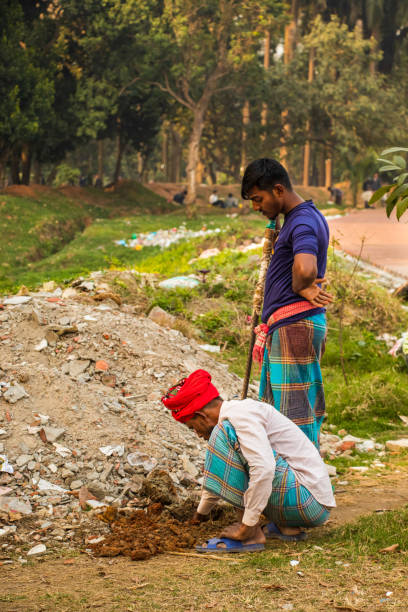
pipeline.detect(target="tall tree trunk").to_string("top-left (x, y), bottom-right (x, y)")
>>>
top-left (97, 139), bottom-right (104, 185)
top-left (21, 144), bottom-right (32, 185)
top-left (113, 129), bottom-right (126, 185)
top-left (161, 123), bottom-right (169, 180)
top-left (261, 30), bottom-right (271, 141)
top-left (241, 100), bottom-right (250, 173)
top-left (10, 150), bottom-right (20, 185)
top-left (46, 164), bottom-right (58, 186)
top-left (185, 107), bottom-right (206, 216)
top-left (280, 0), bottom-right (299, 168)
top-left (379, 0), bottom-right (397, 74)
top-left (325, 157), bottom-right (332, 188)
top-left (33, 158), bottom-right (42, 184)
top-left (303, 48), bottom-right (315, 186)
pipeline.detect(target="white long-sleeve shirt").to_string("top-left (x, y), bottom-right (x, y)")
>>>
top-left (197, 398), bottom-right (336, 526)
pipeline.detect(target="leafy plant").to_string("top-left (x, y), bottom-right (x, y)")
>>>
top-left (370, 146), bottom-right (408, 219)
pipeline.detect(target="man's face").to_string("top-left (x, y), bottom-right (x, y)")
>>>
top-left (186, 413), bottom-right (214, 440)
top-left (248, 185), bottom-right (283, 219)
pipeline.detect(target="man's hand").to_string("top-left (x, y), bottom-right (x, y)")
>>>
top-left (298, 277), bottom-right (334, 307)
top-left (190, 511), bottom-right (210, 525)
top-left (220, 522), bottom-right (258, 541)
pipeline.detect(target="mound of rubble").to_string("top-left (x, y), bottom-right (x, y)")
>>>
top-left (0, 286), bottom-right (248, 561)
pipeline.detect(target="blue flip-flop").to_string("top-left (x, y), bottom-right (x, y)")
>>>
top-left (263, 522), bottom-right (307, 542)
top-left (196, 537), bottom-right (265, 553)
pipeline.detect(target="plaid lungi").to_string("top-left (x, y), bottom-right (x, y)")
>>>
top-left (259, 313), bottom-right (327, 448)
top-left (203, 420), bottom-right (330, 528)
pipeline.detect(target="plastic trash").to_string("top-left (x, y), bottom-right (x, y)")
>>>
top-left (114, 225), bottom-right (219, 250)
top-left (198, 344), bottom-right (221, 353)
top-left (289, 560), bottom-right (299, 567)
top-left (0, 454), bottom-right (14, 474)
top-left (99, 444), bottom-right (125, 457)
top-left (127, 452), bottom-right (157, 472)
top-left (158, 276), bottom-right (200, 290)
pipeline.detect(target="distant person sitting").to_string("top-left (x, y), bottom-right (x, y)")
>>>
top-left (327, 186), bottom-right (343, 206)
top-left (209, 189), bottom-right (226, 208)
top-left (173, 188), bottom-right (187, 205)
top-left (371, 172), bottom-right (381, 191)
top-left (362, 177), bottom-right (374, 209)
top-left (225, 193), bottom-right (238, 208)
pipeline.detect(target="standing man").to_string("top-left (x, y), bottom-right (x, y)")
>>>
top-left (241, 158), bottom-right (333, 448)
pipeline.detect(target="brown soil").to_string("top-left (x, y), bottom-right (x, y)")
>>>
top-left (2, 474), bottom-right (408, 611)
top-left (89, 503), bottom-right (233, 561)
top-left (4, 184), bottom-right (55, 199)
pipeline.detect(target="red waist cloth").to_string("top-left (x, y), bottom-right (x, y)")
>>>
top-left (253, 301), bottom-right (315, 368)
top-left (266, 300), bottom-right (315, 325)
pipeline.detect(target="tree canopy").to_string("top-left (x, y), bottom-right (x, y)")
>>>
top-left (1, 0), bottom-right (407, 202)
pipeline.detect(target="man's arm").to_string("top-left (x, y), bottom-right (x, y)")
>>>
top-left (292, 253), bottom-right (333, 307)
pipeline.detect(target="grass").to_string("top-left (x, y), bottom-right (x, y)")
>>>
top-left (0, 181), bottom-right (173, 291)
top-left (1, 183), bottom-right (407, 442)
top-left (3, 505), bottom-right (407, 611)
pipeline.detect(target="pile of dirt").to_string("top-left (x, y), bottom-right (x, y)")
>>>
top-left (0, 281), bottom-right (249, 561)
top-left (90, 503), bottom-right (233, 561)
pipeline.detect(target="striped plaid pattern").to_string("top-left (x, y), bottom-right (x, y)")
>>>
top-left (203, 420), bottom-right (330, 528)
top-left (259, 313), bottom-right (327, 449)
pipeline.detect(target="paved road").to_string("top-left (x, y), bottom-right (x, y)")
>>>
top-left (328, 208), bottom-right (408, 279)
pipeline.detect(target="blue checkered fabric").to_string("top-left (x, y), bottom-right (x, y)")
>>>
top-left (203, 419), bottom-right (330, 528)
top-left (259, 313), bottom-right (327, 448)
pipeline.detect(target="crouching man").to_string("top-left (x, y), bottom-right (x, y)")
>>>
top-left (162, 369), bottom-right (335, 553)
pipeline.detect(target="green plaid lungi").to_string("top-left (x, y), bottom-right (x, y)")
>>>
top-left (259, 313), bottom-right (327, 449)
top-left (203, 420), bottom-right (330, 528)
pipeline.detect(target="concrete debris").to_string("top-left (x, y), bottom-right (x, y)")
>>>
top-left (99, 444), bottom-right (124, 457)
top-left (3, 296), bottom-right (32, 305)
top-left (0, 283), bottom-right (389, 559)
top-left (68, 359), bottom-right (91, 378)
top-left (385, 439), bottom-right (408, 452)
top-left (148, 306), bottom-right (177, 329)
top-left (0, 496), bottom-right (32, 514)
top-left (27, 543), bottom-right (46, 556)
top-left (34, 338), bottom-right (48, 351)
top-left (3, 383), bottom-right (29, 404)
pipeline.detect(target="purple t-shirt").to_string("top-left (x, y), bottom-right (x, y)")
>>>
top-left (262, 200), bottom-right (329, 331)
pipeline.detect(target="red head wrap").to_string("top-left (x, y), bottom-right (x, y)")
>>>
top-left (161, 369), bottom-right (219, 423)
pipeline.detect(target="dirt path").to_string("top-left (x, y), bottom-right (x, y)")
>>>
top-left (2, 467), bottom-right (408, 611)
top-left (328, 208), bottom-right (408, 278)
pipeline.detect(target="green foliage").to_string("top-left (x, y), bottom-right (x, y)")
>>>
top-left (55, 163), bottom-right (81, 187)
top-left (371, 147), bottom-right (408, 219)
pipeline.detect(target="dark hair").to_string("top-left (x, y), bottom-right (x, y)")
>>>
top-left (241, 158), bottom-right (292, 199)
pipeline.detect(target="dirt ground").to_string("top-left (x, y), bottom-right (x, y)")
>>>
top-left (328, 208), bottom-right (408, 278)
top-left (2, 467), bottom-right (408, 611)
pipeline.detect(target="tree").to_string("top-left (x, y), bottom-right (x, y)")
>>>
top-left (288, 16), bottom-right (405, 184)
top-left (150, 0), bottom-right (284, 213)
top-left (0, 1), bottom-right (55, 184)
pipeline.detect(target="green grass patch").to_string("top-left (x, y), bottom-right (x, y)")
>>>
top-left (0, 181), bottom-right (172, 291)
